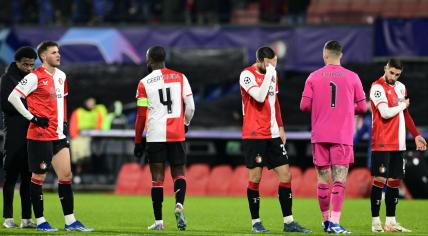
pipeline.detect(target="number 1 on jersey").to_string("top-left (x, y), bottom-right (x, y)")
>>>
top-left (158, 88), bottom-right (172, 114)
top-left (330, 81), bottom-right (337, 108)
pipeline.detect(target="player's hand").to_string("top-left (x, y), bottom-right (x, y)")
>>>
top-left (279, 126), bottom-right (287, 144)
top-left (30, 116), bottom-right (49, 128)
top-left (63, 122), bottom-right (69, 137)
top-left (185, 125), bottom-right (189, 133)
top-left (403, 98), bottom-right (410, 109)
top-left (134, 142), bottom-right (145, 159)
top-left (415, 135), bottom-right (427, 151)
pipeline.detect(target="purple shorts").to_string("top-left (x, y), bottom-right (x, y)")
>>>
top-left (312, 143), bottom-right (354, 167)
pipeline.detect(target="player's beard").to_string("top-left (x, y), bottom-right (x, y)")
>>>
top-left (147, 64), bottom-right (153, 73)
top-left (385, 76), bottom-right (395, 85)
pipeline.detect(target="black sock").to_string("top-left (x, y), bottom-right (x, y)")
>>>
top-left (30, 178), bottom-right (44, 219)
top-left (385, 185), bottom-right (399, 217)
top-left (279, 183), bottom-right (292, 217)
top-left (151, 183), bottom-right (164, 221)
top-left (20, 171), bottom-right (32, 219)
top-left (58, 180), bottom-right (74, 216)
top-left (174, 178), bottom-right (186, 205)
top-left (247, 182), bottom-right (260, 220)
top-left (3, 170), bottom-right (18, 218)
top-left (370, 181), bottom-right (384, 217)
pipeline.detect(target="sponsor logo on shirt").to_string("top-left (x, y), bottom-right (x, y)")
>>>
top-left (42, 80), bottom-right (48, 86)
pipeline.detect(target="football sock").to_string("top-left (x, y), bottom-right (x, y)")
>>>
top-left (151, 181), bottom-right (164, 221)
top-left (370, 179), bottom-right (384, 217)
top-left (30, 178), bottom-right (44, 219)
top-left (174, 176), bottom-right (186, 205)
top-left (317, 183), bottom-right (330, 222)
top-left (385, 179), bottom-right (400, 217)
top-left (330, 181), bottom-right (345, 224)
top-left (278, 182), bottom-right (292, 217)
top-left (247, 181), bottom-right (260, 220)
top-left (64, 214), bottom-right (76, 225)
top-left (58, 180), bottom-right (74, 216)
top-left (36, 217), bottom-right (46, 225)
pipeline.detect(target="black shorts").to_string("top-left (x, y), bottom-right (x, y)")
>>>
top-left (371, 151), bottom-right (404, 179)
top-left (242, 138), bottom-right (289, 169)
top-left (28, 139), bottom-right (70, 174)
top-left (146, 142), bottom-right (186, 166)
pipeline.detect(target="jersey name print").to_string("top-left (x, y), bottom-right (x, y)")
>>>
top-left (136, 68), bottom-right (192, 142)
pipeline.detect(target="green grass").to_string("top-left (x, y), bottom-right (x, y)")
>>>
top-left (1, 193), bottom-right (428, 235)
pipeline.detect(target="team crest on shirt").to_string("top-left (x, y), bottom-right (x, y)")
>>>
top-left (40, 161), bottom-right (47, 170)
top-left (255, 154), bottom-right (262, 163)
top-left (244, 77), bottom-right (251, 84)
top-left (379, 164), bottom-right (386, 174)
top-left (374, 90), bottom-right (382, 98)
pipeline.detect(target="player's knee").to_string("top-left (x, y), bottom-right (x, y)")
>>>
top-left (151, 173), bottom-right (165, 182)
top-left (374, 176), bottom-right (387, 185)
top-left (59, 171), bottom-right (73, 181)
top-left (32, 173), bottom-right (46, 182)
top-left (248, 173), bottom-right (262, 183)
top-left (279, 171), bottom-right (292, 183)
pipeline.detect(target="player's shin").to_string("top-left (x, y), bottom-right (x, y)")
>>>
top-left (331, 181), bottom-right (345, 224)
top-left (174, 176), bottom-right (186, 205)
top-left (30, 178), bottom-right (44, 223)
top-left (247, 181), bottom-right (260, 221)
top-left (317, 183), bottom-right (331, 222)
top-left (151, 181), bottom-right (164, 221)
top-left (385, 179), bottom-right (400, 222)
top-left (370, 179), bottom-right (384, 218)
top-left (278, 182), bottom-right (293, 223)
top-left (58, 179), bottom-right (75, 225)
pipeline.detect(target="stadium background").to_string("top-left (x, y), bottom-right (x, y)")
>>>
top-left (0, 1), bottom-right (428, 234)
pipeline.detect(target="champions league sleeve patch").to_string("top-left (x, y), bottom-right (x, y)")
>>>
top-left (244, 77), bottom-right (251, 85)
top-left (374, 90), bottom-right (382, 98)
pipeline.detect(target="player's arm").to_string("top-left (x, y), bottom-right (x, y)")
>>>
top-left (135, 82), bottom-right (148, 145)
top-left (404, 109), bottom-right (427, 151)
top-left (370, 84), bottom-right (407, 119)
top-left (8, 74), bottom-right (48, 127)
top-left (182, 75), bottom-right (195, 126)
top-left (300, 74), bottom-right (313, 112)
top-left (275, 97), bottom-right (286, 144)
top-left (354, 75), bottom-right (367, 114)
top-left (239, 65), bottom-right (275, 103)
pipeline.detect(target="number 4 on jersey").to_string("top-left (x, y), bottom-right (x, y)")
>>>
top-left (158, 88), bottom-right (172, 114)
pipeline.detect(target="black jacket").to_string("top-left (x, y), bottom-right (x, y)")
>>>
top-left (0, 63), bottom-right (30, 163)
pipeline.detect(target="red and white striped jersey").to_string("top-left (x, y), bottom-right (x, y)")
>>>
top-left (15, 66), bottom-right (68, 140)
top-left (136, 68), bottom-right (192, 142)
top-left (370, 77), bottom-right (407, 151)
top-left (240, 65), bottom-right (279, 139)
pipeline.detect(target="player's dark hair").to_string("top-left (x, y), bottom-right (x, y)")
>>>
top-left (148, 46), bottom-right (166, 63)
top-left (256, 47), bottom-right (275, 61)
top-left (324, 40), bottom-right (342, 56)
top-left (14, 46), bottom-right (37, 61)
top-left (387, 58), bottom-right (403, 70)
top-left (37, 41), bottom-right (59, 62)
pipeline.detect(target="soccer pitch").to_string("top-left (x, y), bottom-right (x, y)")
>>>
top-left (1, 193), bottom-right (428, 235)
